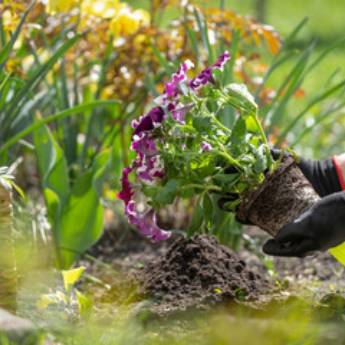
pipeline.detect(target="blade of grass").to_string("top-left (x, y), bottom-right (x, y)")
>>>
top-left (256, 18), bottom-right (308, 101)
top-left (2, 34), bottom-right (82, 129)
top-left (79, 37), bottom-right (115, 168)
top-left (266, 41), bottom-right (315, 130)
top-left (151, 43), bottom-right (176, 74)
top-left (223, 29), bottom-right (240, 85)
top-left (305, 38), bottom-right (345, 76)
top-left (0, 100), bottom-right (119, 155)
top-left (193, 8), bottom-right (215, 64)
top-left (185, 23), bottom-right (199, 62)
top-left (283, 17), bottom-right (309, 48)
top-left (276, 79), bottom-right (345, 145)
top-left (0, 1), bottom-right (35, 69)
top-left (292, 102), bottom-right (345, 147)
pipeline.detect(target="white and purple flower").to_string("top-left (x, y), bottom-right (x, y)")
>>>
top-left (132, 107), bottom-right (165, 135)
top-left (125, 201), bottom-right (171, 241)
top-left (190, 50), bottom-right (231, 90)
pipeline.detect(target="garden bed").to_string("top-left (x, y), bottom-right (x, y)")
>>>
top-left (86, 229), bottom-right (345, 316)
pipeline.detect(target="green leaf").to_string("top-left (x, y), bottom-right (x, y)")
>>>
top-left (59, 171), bottom-right (104, 269)
top-left (266, 42), bottom-right (315, 130)
top-left (223, 30), bottom-right (240, 85)
top-left (92, 149), bottom-right (112, 197)
top-left (3, 33), bottom-right (82, 126)
top-left (224, 83), bottom-right (258, 115)
top-left (276, 78), bottom-right (345, 145)
top-left (230, 116), bottom-right (246, 145)
top-left (43, 188), bottom-right (61, 235)
top-left (76, 289), bottom-right (93, 317)
top-left (188, 198), bottom-right (204, 236)
top-left (155, 179), bottom-right (180, 205)
top-left (151, 43), bottom-right (176, 74)
top-left (253, 145), bottom-right (268, 174)
top-left (203, 193), bottom-right (214, 226)
top-left (62, 266), bottom-right (85, 292)
top-left (192, 116), bottom-right (213, 133)
top-left (193, 8), bottom-right (214, 64)
top-left (0, 2), bottom-right (34, 69)
top-left (0, 100), bottom-right (119, 156)
top-left (185, 23), bottom-right (199, 61)
top-left (213, 173), bottom-right (239, 185)
top-left (34, 122), bottom-right (70, 230)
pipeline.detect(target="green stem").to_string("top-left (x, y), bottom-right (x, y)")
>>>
top-left (252, 110), bottom-right (269, 146)
top-left (214, 150), bottom-right (243, 170)
top-left (181, 184), bottom-right (222, 193)
top-left (213, 116), bottom-right (232, 135)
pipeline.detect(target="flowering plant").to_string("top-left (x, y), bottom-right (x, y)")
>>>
top-left (118, 52), bottom-right (275, 241)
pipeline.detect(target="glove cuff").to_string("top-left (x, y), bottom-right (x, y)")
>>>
top-left (333, 154), bottom-right (345, 191)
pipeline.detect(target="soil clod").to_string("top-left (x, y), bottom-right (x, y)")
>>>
top-left (139, 235), bottom-right (271, 314)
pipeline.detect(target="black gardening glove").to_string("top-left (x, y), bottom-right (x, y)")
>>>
top-left (263, 192), bottom-right (345, 257)
top-left (270, 148), bottom-right (341, 197)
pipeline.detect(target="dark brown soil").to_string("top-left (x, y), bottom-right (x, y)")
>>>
top-left (139, 235), bottom-right (271, 313)
top-left (237, 158), bottom-right (320, 236)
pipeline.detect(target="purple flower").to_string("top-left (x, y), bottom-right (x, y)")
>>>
top-left (213, 51), bottom-right (231, 70)
top-left (125, 200), bottom-right (139, 225)
top-left (190, 67), bottom-right (213, 90)
top-left (131, 133), bottom-right (157, 156)
top-left (118, 167), bottom-right (133, 205)
top-left (132, 107), bottom-right (165, 135)
top-left (136, 155), bottom-right (164, 182)
top-left (190, 51), bottom-right (231, 90)
top-left (156, 60), bottom-right (194, 109)
top-left (125, 201), bottom-right (171, 241)
top-left (201, 141), bottom-right (212, 152)
top-left (167, 103), bottom-right (193, 124)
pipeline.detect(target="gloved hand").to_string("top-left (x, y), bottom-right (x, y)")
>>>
top-left (263, 191), bottom-right (345, 257)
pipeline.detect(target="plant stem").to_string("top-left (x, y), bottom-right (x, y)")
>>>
top-left (215, 150), bottom-right (243, 170)
top-left (181, 184), bottom-right (222, 193)
top-left (212, 116), bottom-right (232, 135)
top-left (252, 110), bottom-right (269, 147)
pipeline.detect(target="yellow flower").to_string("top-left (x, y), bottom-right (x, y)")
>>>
top-left (109, 6), bottom-right (150, 37)
top-left (81, 0), bottom-right (119, 18)
top-left (2, 10), bottom-right (18, 32)
top-left (46, 0), bottom-right (79, 14)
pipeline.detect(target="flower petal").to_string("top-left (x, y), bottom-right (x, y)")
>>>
top-left (118, 167), bottom-right (133, 205)
top-left (131, 133), bottom-right (157, 155)
top-left (133, 107), bottom-right (165, 135)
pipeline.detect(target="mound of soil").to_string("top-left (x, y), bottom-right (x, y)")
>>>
top-left (139, 235), bottom-right (271, 314)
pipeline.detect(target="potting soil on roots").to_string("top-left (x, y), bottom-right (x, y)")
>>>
top-left (140, 235), bottom-right (270, 313)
